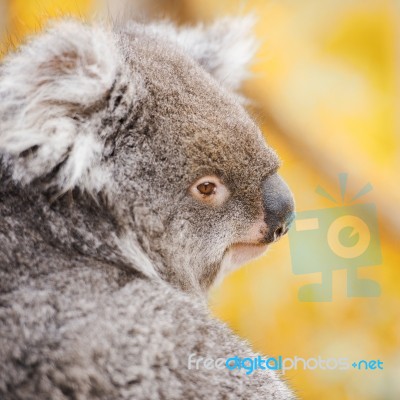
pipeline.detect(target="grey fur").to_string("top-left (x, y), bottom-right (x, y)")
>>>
top-left (0, 18), bottom-right (296, 399)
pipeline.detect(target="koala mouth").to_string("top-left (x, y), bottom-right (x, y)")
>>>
top-left (220, 242), bottom-right (269, 276)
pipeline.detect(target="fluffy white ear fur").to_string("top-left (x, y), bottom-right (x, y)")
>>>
top-left (143, 16), bottom-right (258, 91)
top-left (0, 20), bottom-right (118, 193)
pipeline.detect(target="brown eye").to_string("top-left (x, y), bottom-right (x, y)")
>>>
top-left (197, 182), bottom-right (216, 196)
top-left (189, 175), bottom-right (229, 206)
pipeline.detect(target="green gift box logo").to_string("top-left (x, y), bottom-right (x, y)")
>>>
top-left (288, 173), bottom-right (382, 302)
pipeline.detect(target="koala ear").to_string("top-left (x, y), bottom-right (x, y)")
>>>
top-left (148, 16), bottom-right (258, 91)
top-left (0, 20), bottom-right (118, 193)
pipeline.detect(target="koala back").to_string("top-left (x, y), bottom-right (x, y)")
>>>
top-left (0, 266), bottom-right (294, 399)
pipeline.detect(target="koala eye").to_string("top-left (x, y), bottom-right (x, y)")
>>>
top-left (197, 182), bottom-right (216, 196)
top-left (189, 176), bottom-right (229, 206)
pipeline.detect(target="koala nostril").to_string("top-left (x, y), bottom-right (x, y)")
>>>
top-left (273, 224), bottom-right (288, 241)
top-left (275, 226), bottom-right (284, 239)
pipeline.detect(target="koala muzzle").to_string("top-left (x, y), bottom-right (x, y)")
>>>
top-left (262, 173), bottom-right (295, 243)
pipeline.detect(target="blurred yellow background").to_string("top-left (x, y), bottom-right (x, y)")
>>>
top-left (1, 0), bottom-right (399, 399)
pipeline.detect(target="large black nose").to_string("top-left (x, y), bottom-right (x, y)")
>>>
top-left (262, 173), bottom-right (295, 243)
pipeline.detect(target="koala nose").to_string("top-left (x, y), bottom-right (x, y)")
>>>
top-left (262, 173), bottom-right (295, 243)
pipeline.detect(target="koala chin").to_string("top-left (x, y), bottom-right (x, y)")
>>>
top-left (0, 15), bottom-right (296, 400)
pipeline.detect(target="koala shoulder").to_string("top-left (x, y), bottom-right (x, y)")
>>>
top-left (0, 275), bottom-right (294, 399)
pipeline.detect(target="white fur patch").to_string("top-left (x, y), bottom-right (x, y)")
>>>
top-left (116, 233), bottom-right (160, 279)
top-left (0, 20), bottom-right (119, 194)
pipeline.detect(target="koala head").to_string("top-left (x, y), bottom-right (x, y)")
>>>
top-left (0, 17), bottom-right (294, 293)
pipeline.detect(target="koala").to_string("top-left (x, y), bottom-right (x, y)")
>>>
top-left (0, 16), bottom-right (296, 400)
